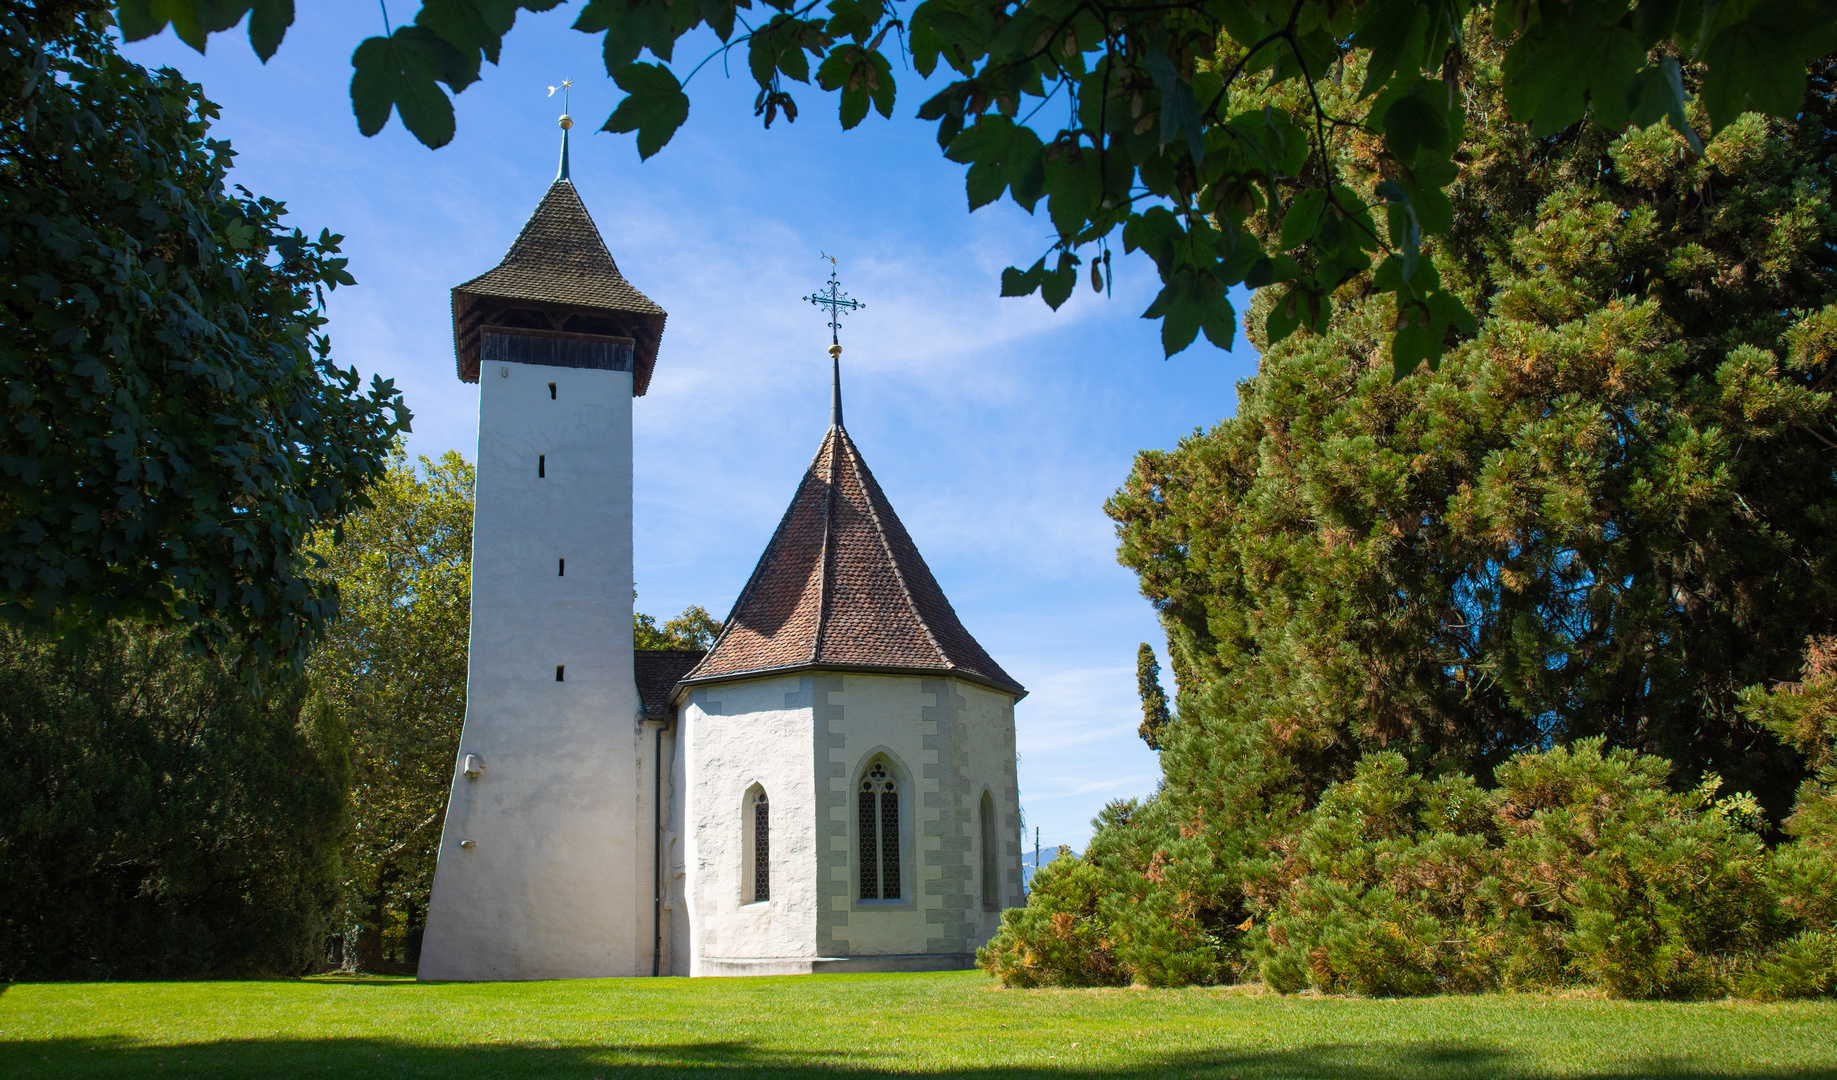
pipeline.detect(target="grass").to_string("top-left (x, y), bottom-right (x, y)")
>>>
top-left (2, 970), bottom-right (1834, 1080)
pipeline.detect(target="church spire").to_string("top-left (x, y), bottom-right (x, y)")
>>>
top-left (803, 255), bottom-right (864, 431)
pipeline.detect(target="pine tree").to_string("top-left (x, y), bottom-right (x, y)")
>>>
top-left (1109, 49), bottom-right (1837, 817)
top-left (983, 38), bottom-right (1837, 996)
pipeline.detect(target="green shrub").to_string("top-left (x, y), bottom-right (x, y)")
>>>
top-left (977, 848), bottom-right (1124, 987)
top-left (0, 627), bottom-right (348, 980)
top-left (1249, 754), bottom-right (1507, 996)
top-left (1736, 931), bottom-right (1837, 1001)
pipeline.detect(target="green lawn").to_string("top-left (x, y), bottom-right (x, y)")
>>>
top-left (1, 970), bottom-right (1833, 1080)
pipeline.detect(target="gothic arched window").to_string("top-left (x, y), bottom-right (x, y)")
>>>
top-left (858, 760), bottom-right (901, 900)
top-left (979, 789), bottom-right (999, 910)
top-left (742, 784), bottom-right (769, 903)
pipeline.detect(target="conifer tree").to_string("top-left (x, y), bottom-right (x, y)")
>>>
top-left (982, 39), bottom-right (1837, 997)
top-left (1136, 643), bottom-right (1173, 749)
top-left (1109, 48), bottom-right (1837, 817)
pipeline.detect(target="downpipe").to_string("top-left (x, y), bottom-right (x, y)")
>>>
top-left (652, 721), bottom-right (663, 977)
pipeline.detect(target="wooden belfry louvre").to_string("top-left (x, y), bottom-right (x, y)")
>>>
top-left (481, 327), bottom-right (634, 373)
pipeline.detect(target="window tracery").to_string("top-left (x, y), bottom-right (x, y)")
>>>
top-left (858, 760), bottom-right (900, 900)
top-left (752, 789), bottom-right (770, 903)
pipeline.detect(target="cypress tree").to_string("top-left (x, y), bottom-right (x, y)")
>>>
top-left (1136, 643), bottom-right (1174, 749)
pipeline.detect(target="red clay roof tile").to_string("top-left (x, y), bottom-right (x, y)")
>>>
top-left (680, 426), bottom-right (1023, 698)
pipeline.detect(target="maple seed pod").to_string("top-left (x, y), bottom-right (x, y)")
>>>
top-left (1091, 261), bottom-right (1103, 292)
top-left (1130, 92), bottom-right (1144, 119)
top-left (1062, 32), bottom-right (1078, 58)
top-left (1284, 294), bottom-right (1297, 319)
top-left (1134, 112), bottom-right (1155, 135)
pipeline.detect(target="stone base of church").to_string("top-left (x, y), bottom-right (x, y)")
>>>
top-left (694, 953), bottom-right (978, 978)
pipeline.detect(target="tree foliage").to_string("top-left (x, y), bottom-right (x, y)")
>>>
top-left (1, 5), bottom-right (409, 669)
top-left (0, 625), bottom-right (348, 980)
top-left (635, 602), bottom-right (725, 649)
top-left (1136, 641), bottom-right (1172, 748)
top-left (306, 448), bottom-right (473, 971)
top-left (1108, 46), bottom-right (1837, 819)
top-left (981, 41), bottom-right (1837, 998)
top-left (123, 0), bottom-right (1837, 373)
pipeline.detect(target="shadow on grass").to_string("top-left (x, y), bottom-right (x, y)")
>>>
top-left (3, 1037), bottom-right (1832, 1080)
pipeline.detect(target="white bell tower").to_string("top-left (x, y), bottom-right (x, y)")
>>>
top-left (419, 119), bottom-right (670, 980)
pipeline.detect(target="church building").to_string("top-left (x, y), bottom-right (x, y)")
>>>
top-left (417, 125), bottom-right (1026, 981)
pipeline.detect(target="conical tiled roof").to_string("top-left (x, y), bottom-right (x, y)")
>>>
top-left (451, 180), bottom-right (667, 392)
top-left (678, 426), bottom-right (1024, 698)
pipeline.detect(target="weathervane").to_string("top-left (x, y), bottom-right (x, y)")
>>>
top-left (803, 254), bottom-right (866, 430)
top-left (548, 78), bottom-right (573, 181)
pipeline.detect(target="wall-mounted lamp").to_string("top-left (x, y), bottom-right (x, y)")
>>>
top-left (459, 839), bottom-right (476, 850)
top-left (464, 754), bottom-right (485, 778)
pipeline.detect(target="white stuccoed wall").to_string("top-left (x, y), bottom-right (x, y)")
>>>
top-left (680, 673), bottom-right (820, 975)
top-left (680, 672), bottom-right (1021, 975)
top-left (419, 359), bottom-right (650, 980)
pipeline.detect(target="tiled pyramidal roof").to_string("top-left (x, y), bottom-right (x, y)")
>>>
top-left (680, 426), bottom-right (1024, 698)
top-left (451, 180), bottom-right (667, 391)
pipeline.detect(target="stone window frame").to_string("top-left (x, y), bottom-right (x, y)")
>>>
top-left (740, 781), bottom-right (771, 906)
top-left (850, 750), bottom-right (914, 908)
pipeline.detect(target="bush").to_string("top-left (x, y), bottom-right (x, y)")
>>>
top-left (985, 737), bottom-right (1829, 999)
top-left (1737, 932), bottom-right (1837, 1001)
top-left (978, 847), bottom-right (1124, 987)
top-left (0, 627), bottom-right (348, 980)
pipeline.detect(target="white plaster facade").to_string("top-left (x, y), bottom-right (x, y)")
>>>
top-left (419, 359), bottom-right (659, 980)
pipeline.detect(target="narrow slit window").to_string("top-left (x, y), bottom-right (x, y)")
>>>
top-left (555, 665), bottom-right (564, 682)
top-left (538, 454), bottom-right (546, 478)
top-left (753, 790), bottom-right (770, 902)
top-left (558, 558), bottom-right (565, 577)
top-left (980, 791), bottom-right (999, 909)
top-left (548, 382), bottom-right (557, 399)
top-left (858, 760), bottom-right (900, 900)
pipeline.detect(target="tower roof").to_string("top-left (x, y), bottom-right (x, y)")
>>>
top-left (677, 426), bottom-right (1024, 699)
top-left (451, 180), bottom-right (667, 392)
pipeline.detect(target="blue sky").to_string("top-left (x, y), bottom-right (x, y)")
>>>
top-left (122, 3), bottom-right (1262, 851)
